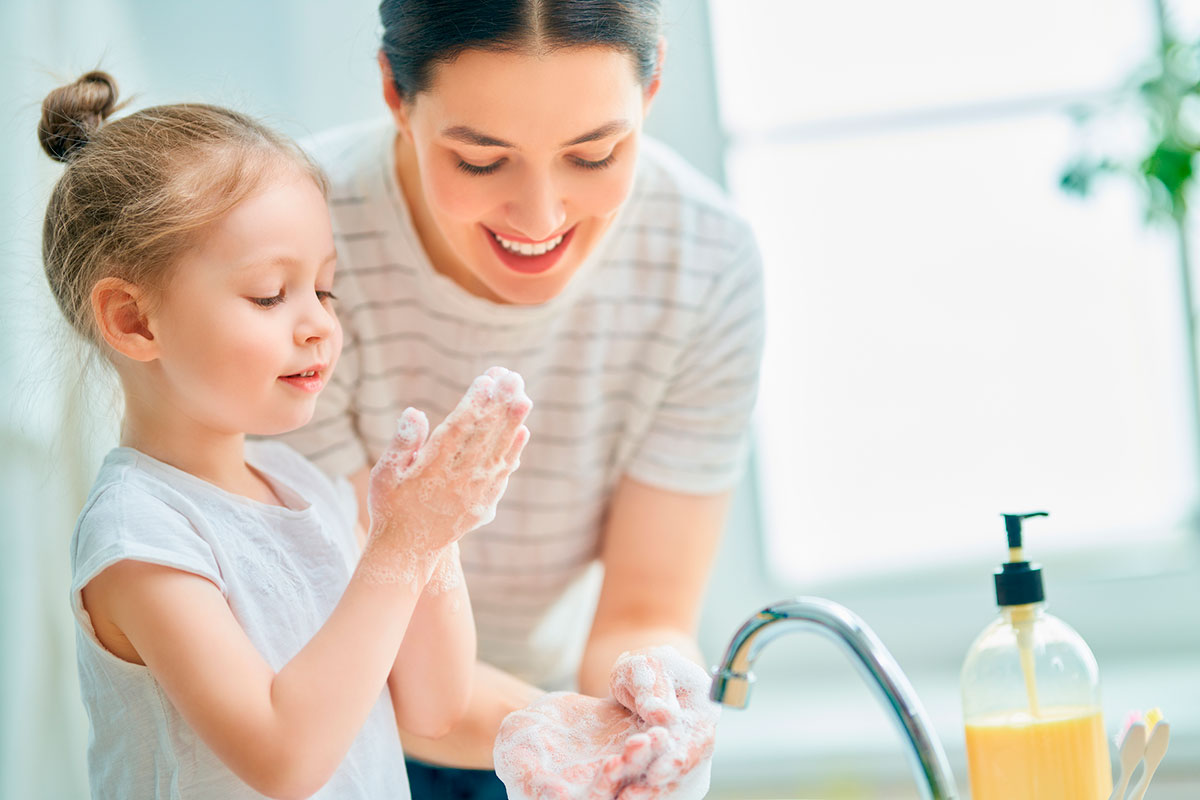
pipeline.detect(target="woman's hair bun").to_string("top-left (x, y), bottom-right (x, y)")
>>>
top-left (38, 71), bottom-right (119, 163)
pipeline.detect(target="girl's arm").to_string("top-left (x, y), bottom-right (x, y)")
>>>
top-left (346, 466), bottom-right (482, 743)
top-left (84, 554), bottom-right (424, 800)
top-left (387, 547), bottom-right (476, 737)
top-left (83, 374), bottom-right (530, 799)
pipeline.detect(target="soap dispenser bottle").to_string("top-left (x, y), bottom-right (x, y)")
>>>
top-left (960, 512), bottom-right (1112, 799)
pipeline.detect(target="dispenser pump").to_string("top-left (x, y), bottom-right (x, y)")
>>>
top-left (994, 512), bottom-right (1048, 607)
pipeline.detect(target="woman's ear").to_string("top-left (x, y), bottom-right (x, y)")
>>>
top-left (91, 277), bottom-right (159, 362)
top-left (643, 36), bottom-right (668, 114)
top-left (378, 50), bottom-right (415, 142)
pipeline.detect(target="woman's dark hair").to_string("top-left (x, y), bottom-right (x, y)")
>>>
top-left (380, 0), bottom-right (662, 100)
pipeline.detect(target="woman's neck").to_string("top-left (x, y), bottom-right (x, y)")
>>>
top-left (119, 382), bottom-right (281, 506)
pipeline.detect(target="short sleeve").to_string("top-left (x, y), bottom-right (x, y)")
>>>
top-left (267, 268), bottom-right (371, 480)
top-left (625, 234), bottom-right (766, 494)
top-left (71, 483), bottom-right (227, 623)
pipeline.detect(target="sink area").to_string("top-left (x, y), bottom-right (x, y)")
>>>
top-left (710, 598), bottom-right (960, 799)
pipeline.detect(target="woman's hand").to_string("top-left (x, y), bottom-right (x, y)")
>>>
top-left (361, 367), bottom-right (531, 584)
top-left (607, 646), bottom-right (719, 796)
top-left (493, 646), bottom-right (719, 799)
top-left (495, 692), bottom-right (670, 800)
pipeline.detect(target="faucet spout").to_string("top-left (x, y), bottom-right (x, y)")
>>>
top-left (711, 597), bottom-right (959, 800)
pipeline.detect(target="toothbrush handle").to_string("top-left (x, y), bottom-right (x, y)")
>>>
top-left (1128, 762), bottom-right (1160, 800)
top-left (1109, 773), bottom-right (1132, 800)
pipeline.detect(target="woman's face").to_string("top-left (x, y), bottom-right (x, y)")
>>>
top-left (389, 45), bottom-right (658, 305)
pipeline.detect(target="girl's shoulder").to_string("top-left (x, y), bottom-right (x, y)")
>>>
top-left (71, 448), bottom-right (226, 596)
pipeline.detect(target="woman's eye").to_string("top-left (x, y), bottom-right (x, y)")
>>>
top-left (317, 290), bottom-right (337, 302)
top-left (457, 159), bottom-right (504, 176)
top-left (251, 292), bottom-right (285, 308)
top-left (572, 153), bottom-right (616, 171)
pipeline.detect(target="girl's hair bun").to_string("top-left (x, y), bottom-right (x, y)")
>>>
top-left (38, 71), bottom-right (119, 163)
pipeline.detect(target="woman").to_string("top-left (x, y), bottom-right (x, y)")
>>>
top-left (278, 1), bottom-right (764, 795)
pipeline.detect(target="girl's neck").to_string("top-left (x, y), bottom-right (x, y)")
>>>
top-left (120, 394), bottom-right (282, 506)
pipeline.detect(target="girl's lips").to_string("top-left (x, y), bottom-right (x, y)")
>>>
top-left (484, 225), bottom-right (576, 275)
top-left (278, 371), bottom-right (324, 393)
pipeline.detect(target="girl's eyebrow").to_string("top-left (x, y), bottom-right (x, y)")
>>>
top-left (440, 119), bottom-right (632, 149)
top-left (238, 251), bottom-right (338, 271)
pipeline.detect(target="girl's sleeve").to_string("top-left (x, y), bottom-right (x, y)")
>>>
top-left (625, 232), bottom-right (767, 495)
top-left (71, 484), bottom-right (226, 649)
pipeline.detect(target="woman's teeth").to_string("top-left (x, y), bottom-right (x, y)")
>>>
top-left (493, 231), bottom-right (565, 256)
top-left (290, 370), bottom-right (316, 378)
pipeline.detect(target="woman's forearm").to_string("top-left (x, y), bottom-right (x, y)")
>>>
top-left (399, 660), bottom-right (544, 769)
top-left (577, 626), bottom-right (703, 698)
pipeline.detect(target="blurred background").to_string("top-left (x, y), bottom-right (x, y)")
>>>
top-left (2, 0), bottom-right (1198, 797)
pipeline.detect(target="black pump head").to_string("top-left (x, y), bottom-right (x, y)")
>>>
top-left (995, 511), bottom-right (1049, 606)
top-left (1002, 511), bottom-right (1049, 549)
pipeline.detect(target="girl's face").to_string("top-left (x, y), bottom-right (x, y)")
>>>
top-left (390, 45), bottom-right (659, 305)
top-left (146, 168), bottom-right (342, 437)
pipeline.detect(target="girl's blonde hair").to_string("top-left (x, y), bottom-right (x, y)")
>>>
top-left (38, 71), bottom-right (327, 346)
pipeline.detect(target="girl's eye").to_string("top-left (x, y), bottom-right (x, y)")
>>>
top-left (317, 290), bottom-right (337, 302)
top-left (457, 159), bottom-right (504, 176)
top-left (251, 292), bottom-right (285, 308)
top-left (572, 153), bottom-right (616, 171)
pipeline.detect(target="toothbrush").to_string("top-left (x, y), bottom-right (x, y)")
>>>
top-left (1108, 714), bottom-right (1146, 800)
top-left (1128, 717), bottom-right (1170, 800)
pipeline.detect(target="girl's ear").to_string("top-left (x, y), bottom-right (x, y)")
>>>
top-left (91, 277), bottom-right (159, 362)
top-left (378, 50), bottom-right (415, 143)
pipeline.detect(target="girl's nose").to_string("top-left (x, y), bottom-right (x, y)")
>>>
top-left (505, 170), bottom-right (566, 242)
top-left (295, 292), bottom-right (336, 345)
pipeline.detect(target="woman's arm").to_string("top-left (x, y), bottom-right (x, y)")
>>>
top-left (578, 476), bottom-right (732, 696)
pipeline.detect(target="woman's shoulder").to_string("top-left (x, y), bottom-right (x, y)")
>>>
top-left (299, 117), bottom-right (395, 199)
top-left (630, 137), bottom-right (757, 256)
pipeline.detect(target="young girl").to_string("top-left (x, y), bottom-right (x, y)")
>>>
top-left (40, 71), bottom-right (531, 799)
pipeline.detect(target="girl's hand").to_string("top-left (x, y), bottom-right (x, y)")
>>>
top-left (361, 367), bottom-right (530, 584)
top-left (493, 647), bottom-right (718, 800)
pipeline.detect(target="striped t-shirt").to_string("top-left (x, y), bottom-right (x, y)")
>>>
top-left (275, 118), bottom-right (765, 689)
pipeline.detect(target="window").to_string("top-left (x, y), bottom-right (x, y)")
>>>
top-left (710, 0), bottom-right (1200, 585)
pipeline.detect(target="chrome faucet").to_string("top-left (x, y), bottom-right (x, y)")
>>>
top-left (710, 597), bottom-right (959, 800)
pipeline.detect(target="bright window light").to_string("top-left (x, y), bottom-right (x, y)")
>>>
top-left (710, 0), bottom-right (1199, 585)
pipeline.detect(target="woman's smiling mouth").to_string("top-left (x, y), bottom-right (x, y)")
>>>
top-left (483, 224), bottom-right (576, 275)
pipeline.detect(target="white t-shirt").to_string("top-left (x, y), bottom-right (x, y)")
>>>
top-left (70, 441), bottom-right (409, 800)
top-left (276, 118), bottom-right (765, 689)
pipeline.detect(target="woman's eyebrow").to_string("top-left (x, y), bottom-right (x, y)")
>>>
top-left (440, 119), bottom-right (632, 149)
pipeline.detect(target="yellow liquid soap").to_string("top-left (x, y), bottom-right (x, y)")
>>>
top-left (964, 706), bottom-right (1112, 800)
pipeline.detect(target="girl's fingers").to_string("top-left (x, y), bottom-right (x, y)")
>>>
top-left (429, 374), bottom-right (497, 463)
top-left (480, 370), bottom-right (532, 458)
top-left (503, 425), bottom-right (531, 466)
top-left (370, 407), bottom-right (429, 491)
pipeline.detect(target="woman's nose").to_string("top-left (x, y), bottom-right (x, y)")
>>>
top-left (505, 170), bottom-right (566, 241)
